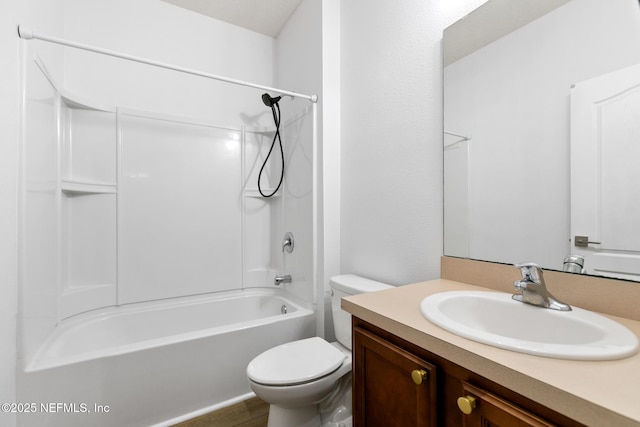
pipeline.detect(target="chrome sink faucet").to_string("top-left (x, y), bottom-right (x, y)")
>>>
top-left (512, 263), bottom-right (571, 311)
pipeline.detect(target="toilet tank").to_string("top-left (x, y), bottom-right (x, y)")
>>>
top-left (330, 274), bottom-right (392, 350)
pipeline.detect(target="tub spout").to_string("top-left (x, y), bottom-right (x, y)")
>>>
top-left (274, 275), bottom-right (292, 286)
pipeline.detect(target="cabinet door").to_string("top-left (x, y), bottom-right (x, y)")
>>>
top-left (458, 382), bottom-right (555, 427)
top-left (353, 327), bottom-right (437, 427)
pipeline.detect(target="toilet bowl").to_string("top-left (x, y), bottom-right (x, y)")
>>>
top-left (246, 274), bottom-right (392, 427)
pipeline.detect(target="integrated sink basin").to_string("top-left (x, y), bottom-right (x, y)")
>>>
top-left (420, 291), bottom-right (639, 360)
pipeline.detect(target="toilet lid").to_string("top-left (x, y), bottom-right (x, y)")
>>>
top-left (247, 337), bottom-right (346, 386)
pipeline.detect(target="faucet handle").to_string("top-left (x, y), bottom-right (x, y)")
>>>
top-left (513, 263), bottom-right (571, 311)
top-left (282, 232), bottom-right (294, 253)
top-left (514, 262), bottom-right (545, 284)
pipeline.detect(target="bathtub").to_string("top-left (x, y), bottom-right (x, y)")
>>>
top-left (18, 288), bottom-right (315, 427)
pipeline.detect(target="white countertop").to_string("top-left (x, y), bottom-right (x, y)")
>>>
top-left (342, 279), bottom-right (640, 427)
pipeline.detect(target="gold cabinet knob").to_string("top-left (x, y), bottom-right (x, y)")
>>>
top-left (457, 395), bottom-right (477, 415)
top-left (411, 369), bottom-right (427, 385)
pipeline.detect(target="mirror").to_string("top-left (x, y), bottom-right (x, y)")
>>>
top-left (444, 0), bottom-right (640, 280)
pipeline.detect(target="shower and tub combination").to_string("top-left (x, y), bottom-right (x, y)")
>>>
top-left (18, 27), bottom-right (320, 426)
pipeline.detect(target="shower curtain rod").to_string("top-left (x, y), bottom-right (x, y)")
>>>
top-left (17, 25), bottom-right (318, 104)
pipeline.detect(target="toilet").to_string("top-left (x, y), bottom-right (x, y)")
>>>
top-left (246, 274), bottom-right (392, 427)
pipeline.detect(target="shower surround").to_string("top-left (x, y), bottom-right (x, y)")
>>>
top-left (18, 19), bottom-right (318, 425)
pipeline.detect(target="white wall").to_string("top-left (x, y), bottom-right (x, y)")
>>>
top-left (276, 0), bottom-right (322, 317)
top-left (63, 0), bottom-right (275, 125)
top-left (320, 0), bottom-right (341, 289)
top-left (339, 0), bottom-right (487, 286)
top-left (276, 0), bottom-right (342, 338)
top-left (320, 0), bottom-right (341, 340)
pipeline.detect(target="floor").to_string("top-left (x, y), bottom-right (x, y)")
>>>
top-left (172, 397), bottom-right (269, 427)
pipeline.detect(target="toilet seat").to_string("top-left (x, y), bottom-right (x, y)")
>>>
top-left (247, 337), bottom-right (346, 386)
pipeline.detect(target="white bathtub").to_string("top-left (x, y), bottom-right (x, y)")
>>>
top-left (18, 289), bottom-right (315, 427)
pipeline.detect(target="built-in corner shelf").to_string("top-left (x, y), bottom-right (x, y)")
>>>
top-left (60, 90), bottom-right (116, 113)
top-left (61, 180), bottom-right (117, 194)
top-left (244, 189), bottom-right (282, 199)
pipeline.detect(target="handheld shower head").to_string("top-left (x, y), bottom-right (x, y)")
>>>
top-left (262, 93), bottom-right (281, 107)
top-left (257, 92), bottom-right (285, 198)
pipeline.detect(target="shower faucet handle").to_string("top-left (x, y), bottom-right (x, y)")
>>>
top-left (282, 232), bottom-right (294, 253)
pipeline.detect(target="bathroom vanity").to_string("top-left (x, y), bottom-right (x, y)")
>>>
top-left (352, 319), bottom-right (581, 427)
top-left (342, 258), bottom-right (640, 427)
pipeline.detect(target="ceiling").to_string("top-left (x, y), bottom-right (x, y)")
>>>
top-left (444, 0), bottom-right (570, 65)
top-left (160, 0), bottom-right (303, 38)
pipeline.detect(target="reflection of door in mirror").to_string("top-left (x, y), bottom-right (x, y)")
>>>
top-left (571, 63), bottom-right (640, 281)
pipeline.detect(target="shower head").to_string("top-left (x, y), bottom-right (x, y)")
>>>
top-left (262, 93), bottom-right (282, 107)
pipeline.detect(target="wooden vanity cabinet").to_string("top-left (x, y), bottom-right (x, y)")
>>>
top-left (353, 326), bottom-right (437, 427)
top-left (352, 318), bottom-right (585, 427)
top-left (457, 381), bottom-right (555, 427)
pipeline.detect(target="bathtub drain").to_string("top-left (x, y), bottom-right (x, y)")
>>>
top-left (281, 304), bottom-right (288, 314)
